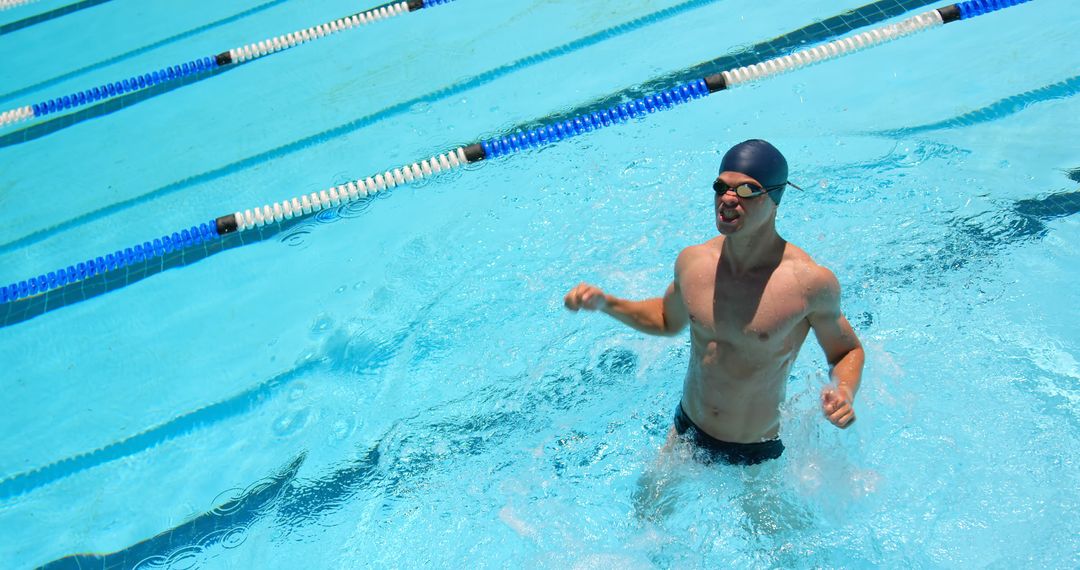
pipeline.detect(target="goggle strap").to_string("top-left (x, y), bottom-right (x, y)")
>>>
top-left (713, 180), bottom-right (803, 196)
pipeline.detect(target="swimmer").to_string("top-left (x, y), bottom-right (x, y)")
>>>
top-left (564, 139), bottom-right (864, 466)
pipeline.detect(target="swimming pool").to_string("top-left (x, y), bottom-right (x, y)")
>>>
top-left (1, 0), bottom-right (1077, 567)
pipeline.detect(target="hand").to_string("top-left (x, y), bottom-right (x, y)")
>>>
top-left (564, 282), bottom-right (608, 312)
top-left (821, 385), bottom-right (856, 429)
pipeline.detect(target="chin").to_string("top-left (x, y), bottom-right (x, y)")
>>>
top-left (716, 219), bottom-right (741, 235)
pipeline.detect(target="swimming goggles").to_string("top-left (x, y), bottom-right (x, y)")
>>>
top-left (712, 179), bottom-right (802, 198)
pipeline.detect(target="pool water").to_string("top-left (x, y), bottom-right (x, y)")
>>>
top-left (1, 0), bottom-right (1078, 567)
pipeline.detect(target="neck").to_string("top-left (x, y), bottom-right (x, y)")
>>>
top-left (720, 224), bottom-right (785, 275)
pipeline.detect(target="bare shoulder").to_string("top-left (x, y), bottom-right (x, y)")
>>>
top-left (674, 238), bottom-right (721, 275)
top-left (782, 243), bottom-right (840, 307)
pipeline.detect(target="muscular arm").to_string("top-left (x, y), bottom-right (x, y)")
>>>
top-left (601, 278), bottom-right (689, 337)
top-left (564, 257), bottom-right (690, 337)
top-left (807, 266), bottom-right (865, 426)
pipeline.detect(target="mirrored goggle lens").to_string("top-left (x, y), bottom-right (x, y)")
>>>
top-left (712, 181), bottom-right (765, 198)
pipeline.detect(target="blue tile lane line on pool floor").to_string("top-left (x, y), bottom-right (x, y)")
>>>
top-left (873, 74), bottom-right (1080, 136)
top-left (0, 0), bottom-right (116, 36)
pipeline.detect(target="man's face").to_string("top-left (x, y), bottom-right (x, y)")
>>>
top-left (713, 171), bottom-right (777, 236)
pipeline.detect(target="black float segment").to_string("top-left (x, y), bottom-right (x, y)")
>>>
top-left (937, 5), bottom-right (961, 23)
top-left (215, 214), bottom-right (239, 235)
top-left (215, 51), bottom-right (233, 66)
top-left (463, 143), bottom-right (486, 162)
top-left (407, 0), bottom-right (425, 11)
top-left (704, 73), bottom-right (727, 93)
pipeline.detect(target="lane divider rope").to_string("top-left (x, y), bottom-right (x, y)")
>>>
top-left (0, 0), bottom-right (1033, 306)
top-left (0, 0), bottom-right (455, 128)
top-left (228, 147), bottom-right (471, 232)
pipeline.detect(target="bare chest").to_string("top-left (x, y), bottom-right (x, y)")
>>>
top-left (682, 271), bottom-right (809, 350)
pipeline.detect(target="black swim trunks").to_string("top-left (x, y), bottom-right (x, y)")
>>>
top-left (673, 403), bottom-right (784, 466)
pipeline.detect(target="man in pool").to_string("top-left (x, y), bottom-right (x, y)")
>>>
top-left (563, 139), bottom-right (864, 466)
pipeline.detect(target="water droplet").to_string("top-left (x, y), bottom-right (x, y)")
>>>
top-left (272, 408), bottom-right (310, 437)
top-left (295, 350), bottom-right (318, 366)
top-left (289, 384), bottom-right (305, 401)
top-left (311, 314), bottom-right (333, 335)
top-left (331, 416), bottom-right (357, 441)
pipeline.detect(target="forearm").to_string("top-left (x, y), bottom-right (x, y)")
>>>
top-left (830, 346), bottom-right (865, 398)
top-left (601, 296), bottom-right (672, 336)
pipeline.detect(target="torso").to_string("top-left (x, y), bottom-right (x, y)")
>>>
top-left (677, 237), bottom-right (816, 443)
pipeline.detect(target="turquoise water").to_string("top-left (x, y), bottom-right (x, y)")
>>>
top-left (1, 0), bottom-right (1078, 567)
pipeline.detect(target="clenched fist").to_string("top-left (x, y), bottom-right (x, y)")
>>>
top-left (821, 385), bottom-right (856, 428)
top-left (564, 282), bottom-right (608, 311)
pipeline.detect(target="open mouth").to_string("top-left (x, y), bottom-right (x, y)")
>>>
top-left (720, 208), bottom-right (740, 223)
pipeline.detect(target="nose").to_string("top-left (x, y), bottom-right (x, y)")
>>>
top-left (717, 191), bottom-right (740, 207)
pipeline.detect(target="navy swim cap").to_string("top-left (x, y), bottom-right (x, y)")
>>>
top-left (719, 139), bottom-right (791, 205)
